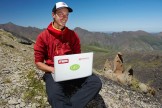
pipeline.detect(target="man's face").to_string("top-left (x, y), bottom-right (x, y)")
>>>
top-left (53, 8), bottom-right (69, 27)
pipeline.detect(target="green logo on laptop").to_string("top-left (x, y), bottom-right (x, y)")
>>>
top-left (70, 64), bottom-right (80, 71)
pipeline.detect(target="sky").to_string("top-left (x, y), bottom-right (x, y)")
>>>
top-left (0, 0), bottom-right (162, 32)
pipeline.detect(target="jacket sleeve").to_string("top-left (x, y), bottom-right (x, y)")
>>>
top-left (34, 32), bottom-right (47, 63)
top-left (72, 32), bottom-right (81, 54)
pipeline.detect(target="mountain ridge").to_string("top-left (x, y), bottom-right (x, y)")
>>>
top-left (1, 22), bottom-right (162, 52)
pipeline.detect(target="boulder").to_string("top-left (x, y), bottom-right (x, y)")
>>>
top-left (103, 52), bottom-right (155, 95)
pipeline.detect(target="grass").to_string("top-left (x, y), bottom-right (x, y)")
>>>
top-left (3, 78), bottom-right (12, 84)
top-left (0, 100), bottom-right (8, 106)
top-left (81, 45), bottom-right (118, 69)
top-left (126, 59), bottom-right (162, 70)
top-left (81, 45), bottom-right (110, 53)
top-left (138, 35), bottom-right (162, 47)
top-left (23, 70), bottom-right (48, 107)
top-left (130, 77), bottom-right (141, 91)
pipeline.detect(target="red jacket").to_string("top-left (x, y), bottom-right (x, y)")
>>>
top-left (34, 22), bottom-right (81, 67)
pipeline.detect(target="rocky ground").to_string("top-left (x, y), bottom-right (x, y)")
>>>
top-left (0, 29), bottom-right (162, 108)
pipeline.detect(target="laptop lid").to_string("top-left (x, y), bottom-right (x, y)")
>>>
top-left (52, 52), bottom-right (93, 82)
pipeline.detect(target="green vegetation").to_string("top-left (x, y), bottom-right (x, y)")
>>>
top-left (81, 45), bottom-right (109, 53)
top-left (4, 78), bottom-right (12, 84)
top-left (0, 100), bottom-right (8, 106)
top-left (139, 36), bottom-right (162, 48)
top-left (126, 58), bottom-right (161, 69)
top-left (23, 70), bottom-right (47, 107)
top-left (81, 45), bottom-right (119, 70)
top-left (89, 42), bottom-right (101, 47)
top-left (130, 78), bottom-right (140, 91)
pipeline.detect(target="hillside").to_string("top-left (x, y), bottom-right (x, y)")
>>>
top-left (0, 29), bottom-right (162, 107)
top-left (74, 27), bottom-right (162, 51)
top-left (0, 22), bottom-right (42, 40)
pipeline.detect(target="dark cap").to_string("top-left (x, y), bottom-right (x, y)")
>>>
top-left (52, 2), bottom-right (73, 13)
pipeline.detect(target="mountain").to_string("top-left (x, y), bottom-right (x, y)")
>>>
top-left (74, 27), bottom-right (162, 52)
top-left (74, 27), bottom-right (113, 47)
top-left (0, 29), bottom-right (161, 108)
top-left (157, 32), bottom-right (162, 37)
top-left (1, 22), bottom-right (162, 52)
top-left (0, 22), bottom-right (43, 40)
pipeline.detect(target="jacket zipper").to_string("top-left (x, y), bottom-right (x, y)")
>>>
top-left (56, 44), bottom-right (58, 55)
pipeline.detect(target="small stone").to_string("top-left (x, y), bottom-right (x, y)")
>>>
top-left (8, 99), bottom-right (18, 105)
top-left (20, 102), bottom-right (26, 107)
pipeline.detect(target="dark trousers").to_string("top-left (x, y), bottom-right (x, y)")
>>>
top-left (43, 73), bottom-right (102, 108)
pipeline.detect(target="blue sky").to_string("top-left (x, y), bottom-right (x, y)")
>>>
top-left (0, 0), bottom-right (162, 32)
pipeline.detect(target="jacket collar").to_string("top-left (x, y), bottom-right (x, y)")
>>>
top-left (47, 22), bottom-right (68, 36)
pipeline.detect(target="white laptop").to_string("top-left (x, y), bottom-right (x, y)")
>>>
top-left (51, 52), bottom-right (93, 82)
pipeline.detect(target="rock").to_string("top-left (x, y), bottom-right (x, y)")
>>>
top-left (20, 102), bottom-right (26, 107)
top-left (113, 52), bottom-right (124, 74)
top-left (8, 99), bottom-right (19, 105)
top-left (103, 59), bottom-right (113, 71)
top-left (139, 83), bottom-right (149, 93)
top-left (103, 52), bottom-right (156, 96)
top-left (104, 52), bottom-right (133, 85)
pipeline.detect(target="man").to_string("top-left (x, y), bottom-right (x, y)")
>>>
top-left (34, 2), bottom-right (102, 108)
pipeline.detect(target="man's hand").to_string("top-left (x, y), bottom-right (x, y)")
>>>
top-left (35, 62), bottom-right (54, 73)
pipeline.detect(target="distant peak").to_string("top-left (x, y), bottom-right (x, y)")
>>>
top-left (74, 27), bottom-right (89, 32)
top-left (6, 22), bottom-right (15, 25)
top-left (74, 27), bottom-right (83, 30)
